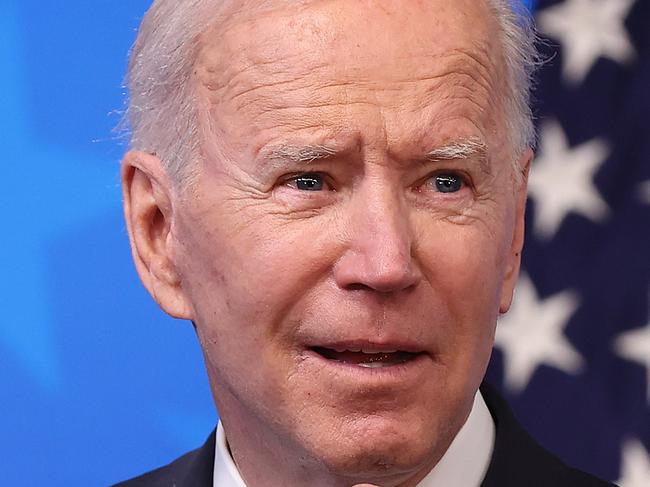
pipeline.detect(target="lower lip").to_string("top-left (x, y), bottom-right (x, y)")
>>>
top-left (303, 349), bottom-right (430, 381)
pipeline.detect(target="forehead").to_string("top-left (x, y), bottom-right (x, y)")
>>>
top-left (203, 0), bottom-right (498, 61)
top-left (194, 0), bottom-right (505, 155)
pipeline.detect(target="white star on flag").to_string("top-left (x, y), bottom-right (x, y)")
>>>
top-left (639, 180), bottom-right (650, 205)
top-left (617, 438), bottom-right (650, 487)
top-left (614, 295), bottom-right (650, 404)
top-left (528, 120), bottom-right (610, 239)
top-left (537, 0), bottom-right (637, 84)
top-left (495, 274), bottom-right (585, 393)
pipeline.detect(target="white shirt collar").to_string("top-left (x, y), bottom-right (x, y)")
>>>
top-left (214, 391), bottom-right (495, 487)
top-left (214, 421), bottom-right (248, 487)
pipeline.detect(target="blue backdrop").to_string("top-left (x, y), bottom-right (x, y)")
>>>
top-left (7, 1), bottom-right (650, 486)
top-left (1, 1), bottom-right (216, 485)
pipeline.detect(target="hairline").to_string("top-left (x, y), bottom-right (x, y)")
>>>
top-left (123, 0), bottom-right (537, 189)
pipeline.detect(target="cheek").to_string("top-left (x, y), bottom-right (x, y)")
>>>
top-left (417, 218), bottom-right (509, 351)
top-left (174, 203), bottom-right (343, 347)
top-left (172, 216), bottom-right (302, 409)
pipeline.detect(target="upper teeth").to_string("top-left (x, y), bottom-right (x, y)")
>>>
top-left (334, 347), bottom-right (399, 354)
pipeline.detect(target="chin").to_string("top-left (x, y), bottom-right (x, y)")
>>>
top-left (305, 414), bottom-right (442, 483)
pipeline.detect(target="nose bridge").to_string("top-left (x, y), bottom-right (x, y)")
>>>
top-left (359, 183), bottom-right (410, 263)
top-left (335, 176), bottom-right (420, 293)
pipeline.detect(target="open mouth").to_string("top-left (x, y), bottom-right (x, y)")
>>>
top-left (311, 346), bottom-right (420, 368)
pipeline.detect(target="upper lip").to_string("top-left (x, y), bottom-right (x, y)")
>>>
top-left (307, 339), bottom-right (425, 355)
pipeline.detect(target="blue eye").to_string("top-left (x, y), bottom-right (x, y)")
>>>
top-left (293, 173), bottom-right (324, 191)
top-left (434, 174), bottom-right (463, 193)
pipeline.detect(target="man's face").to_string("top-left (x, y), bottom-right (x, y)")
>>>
top-left (166, 0), bottom-right (525, 484)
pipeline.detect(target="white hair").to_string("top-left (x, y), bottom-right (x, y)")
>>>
top-left (123, 0), bottom-right (538, 185)
top-left (487, 0), bottom-right (539, 177)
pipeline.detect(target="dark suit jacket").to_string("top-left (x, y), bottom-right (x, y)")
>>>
top-left (114, 383), bottom-right (616, 486)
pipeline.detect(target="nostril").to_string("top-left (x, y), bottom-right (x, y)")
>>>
top-left (333, 242), bottom-right (422, 294)
top-left (336, 265), bottom-right (421, 294)
top-left (345, 283), bottom-right (374, 292)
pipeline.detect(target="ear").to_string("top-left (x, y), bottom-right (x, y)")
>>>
top-left (121, 151), bottom-right (194, 320)
top-left (499, 147), bottom-right (533, 314)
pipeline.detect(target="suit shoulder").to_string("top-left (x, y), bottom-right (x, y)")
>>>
top-left (112, 431), bottom-right (216, 487)
top-left (479, 383), bottom-right (617, 487)
top-left (112, 448), bottom-right (202, 487)
top-left (564, 466), bottom-right (618, 487)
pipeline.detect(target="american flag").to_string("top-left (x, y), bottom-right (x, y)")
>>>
top-left (486, 0), bottom-right (650, 484)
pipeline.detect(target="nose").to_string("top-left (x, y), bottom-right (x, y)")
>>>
top-left (333, 185), bottom-right (422, 294)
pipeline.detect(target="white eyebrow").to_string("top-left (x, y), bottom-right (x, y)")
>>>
top-left (261, 139), bottom-right (489, 169)
top-left (264, 144), bottom-right (339, 163)
top-left (425, 137), bottom-right (488, 161)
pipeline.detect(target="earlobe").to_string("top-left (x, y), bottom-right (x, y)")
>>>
top-left (121, 151), bottom-right (194, 320)
top-left (499, 148), bottom-right (533, 314)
